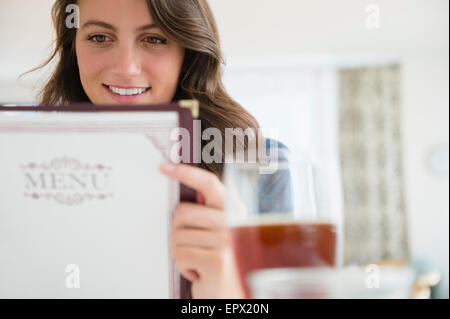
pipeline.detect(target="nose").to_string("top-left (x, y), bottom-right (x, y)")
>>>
top-left (111, 42), bottom-right (142, 77)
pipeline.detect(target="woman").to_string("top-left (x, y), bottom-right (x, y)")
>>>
top-left (33, 0), bottom-right (290, 298)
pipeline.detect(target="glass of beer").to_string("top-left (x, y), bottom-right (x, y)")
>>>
top-left (224, 157), bottom-right (342, 298)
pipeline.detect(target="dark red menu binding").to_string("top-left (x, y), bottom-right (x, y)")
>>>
top-left (0, 100), bottom-right (198, 299)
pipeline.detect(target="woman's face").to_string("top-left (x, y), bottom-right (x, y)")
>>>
top-left (75, 0), bottom-right (185, 105)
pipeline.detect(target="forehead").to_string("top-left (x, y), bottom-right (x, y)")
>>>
top-left (77, 0), bottom-right (154, 28)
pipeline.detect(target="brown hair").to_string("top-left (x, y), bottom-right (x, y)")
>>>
top-left (31, 0), bottom-right (262, 178)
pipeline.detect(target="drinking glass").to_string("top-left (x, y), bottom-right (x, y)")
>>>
top-left (224, 158), bottom-right (342, 298)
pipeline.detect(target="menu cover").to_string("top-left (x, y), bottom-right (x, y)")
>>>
top-left (0, 101), bottom-right (198, 299)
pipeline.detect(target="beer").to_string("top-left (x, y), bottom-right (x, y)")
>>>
top-left (231, 217), bottom-right (338, 298)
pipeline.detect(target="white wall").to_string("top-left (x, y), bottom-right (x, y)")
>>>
top-left (0, 0), bottom-right (54, 102)
top-left (0, 0), bottom-right (448, 297)
top-left (401, 51), bottom-right (449, 298)
top-left (209, 0), bottom-right (448, 57)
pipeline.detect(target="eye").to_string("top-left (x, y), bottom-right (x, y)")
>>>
top-left (87, 34), bottom-right (112, 43)
top-left (143, 36), bottom-right (167, 45)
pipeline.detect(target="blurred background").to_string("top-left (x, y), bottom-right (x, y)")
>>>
top-left (0, 0), bottom-right (448, 298)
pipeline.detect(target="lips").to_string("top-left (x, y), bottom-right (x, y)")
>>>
top-left (103, 84), bottom-right (152, 103)
top-left (103, 84), bottom-right (151, 96)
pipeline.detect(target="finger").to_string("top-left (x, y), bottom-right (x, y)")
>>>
top-left (170, 245), bottom-right (199, 282)
top-left (160, 163), bottom-right (225, 209)
top-left (172, 246), bottom-right (212, 278)
top-left (172, 202), bottom-right (225, 231)
top-left (171, 228), bottom-right (229, 250)
top-left (196, 192), bottom-right (206, 205)
top-left (182, 269), bottom-right (200, 283)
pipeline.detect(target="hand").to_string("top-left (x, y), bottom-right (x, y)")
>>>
top-left (159, 163), bottom-right (245, 299)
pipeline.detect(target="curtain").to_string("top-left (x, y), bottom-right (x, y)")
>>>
top-left (339, 65), bottom-right (409, 265)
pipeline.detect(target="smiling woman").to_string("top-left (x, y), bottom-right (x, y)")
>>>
top-left (32, 0), bottom-right (261, 178)
top-left (26, 0), bottom-right (276, 299)
top-left (75, 0), bottom-right (185, 105)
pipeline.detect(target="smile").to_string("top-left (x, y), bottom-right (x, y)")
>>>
top-left (104, 85), bottom-right (151, 96)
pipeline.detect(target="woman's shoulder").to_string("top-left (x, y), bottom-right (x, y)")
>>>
top-left (258, 138), bottom-right (293, 213)
top-left (263, 137), bottom-right (292, 162)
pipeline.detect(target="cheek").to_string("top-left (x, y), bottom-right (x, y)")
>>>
top-left (75, 42), bottom-right (107, 86)
top-left (146, 49), bottom-right (184, 90)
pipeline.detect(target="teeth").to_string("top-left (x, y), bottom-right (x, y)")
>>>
top-left (108, 86), bottom-right (148, 96)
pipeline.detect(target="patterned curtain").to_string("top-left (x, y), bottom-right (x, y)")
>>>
top-left (339, 65), bottom-right (409, 265)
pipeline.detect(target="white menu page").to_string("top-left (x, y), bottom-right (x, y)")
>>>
top-left (0, 111), bottom-right (180, 298)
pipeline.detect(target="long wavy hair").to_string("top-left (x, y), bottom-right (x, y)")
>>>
top-left (31, 0), bottom-right (262, 178)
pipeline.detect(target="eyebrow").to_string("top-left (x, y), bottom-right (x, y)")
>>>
top-left (81, 20), bottom-right (159, 32)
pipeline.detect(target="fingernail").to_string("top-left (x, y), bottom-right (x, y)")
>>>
top-left (160, 163), bottom-right (176, 174)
